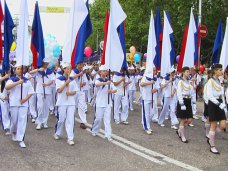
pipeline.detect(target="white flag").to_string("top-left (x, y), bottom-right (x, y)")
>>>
top-left (145, 11), bottom-right (156, 76)
top-left (161, 11), bottom-right (173, 77)
top-left (16, 0), bottom-right (29, 66)
top-left (62, 0), bottom-right (88, 63)
top-left (105, 0), bottom-right (127, 72)
top-left (182, 8), bottom-right (197, 68)
top-left (220, 17), bottom-right (228, 69)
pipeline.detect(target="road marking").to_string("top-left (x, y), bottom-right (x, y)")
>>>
top-left (76, 118), bottom-right (202, 171)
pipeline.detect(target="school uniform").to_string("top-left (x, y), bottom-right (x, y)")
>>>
top-left (6, 76), bottom-right (34, 142)
top-left (55, 76), bottom-right (77, 141)
top-left (34, 69), bottom-right (55, 128)
top-left (113, 72), bottom-right (129, 124)
top-left (176, 78), bottom-right (195, 119)
top-left (207, 78), bottom-right (226, 122)
top-left (128, 73), bottom-right (137, 111)
top-left (70, 68), bottom-right (87, 124)
top-left (0, 88), bottom-right (10, 132)
top-left (141, 76), bottom-right (159, 132)
top-left (136, 72), bottom-right (143, 106)
top-left (91, 78), bottom-right (116, 138)
top-left (83, 73), bottom-right (92, 103)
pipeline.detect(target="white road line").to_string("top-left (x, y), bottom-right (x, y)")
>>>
top-left (85, 128), bottom-right (165, 165)
top-left (76, 118), bottom-right (202, 171)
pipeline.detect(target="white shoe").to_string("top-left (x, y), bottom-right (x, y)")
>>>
top-left (43, 124), bottom-right (48, 129)
top-left (115, 121), bottom-right (120, 125)
top-left (5, 131), bottom-right (11, 136)
top-left (12, 134), bottom-right (17, 141)
top-left (19, 141), bottom-right (26, 148)
top-left (92, 133), bottom-right (97, 137)
top-left (31, 118), bottom-right (36, 123)
top-left (171, 125), bottom-right (178, 130)
top-left (188, 123), bottom-right (194, 127)
top-left (67, 140), bottom-right (75, 146)
top-left (107, 137), bottom-right (113, 141)
top-left (36, 125), bottom-right (41, 130)
top-left (122, 121), bottom-right (129, 125)
top-left (130, 108), bottom-right (134, 111)
top-left (193, 116), bottom-right (199, 120)
top-left (146, 130), bottom-right (152, 135)
top-left (148, 128), bottom-right (153, 132)
top-left (160, 124), bottom-right (165, 127)
top-left (54, 134), bottom-right (60, 140)
top-left (165, 117), bottom-right (169, 120)
top-left (49, 111), bottom-right (54, 115)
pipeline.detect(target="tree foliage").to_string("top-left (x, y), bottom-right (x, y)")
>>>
top-left (87, 0), bottom-right (227, 65)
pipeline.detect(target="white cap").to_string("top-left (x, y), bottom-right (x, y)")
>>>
top-left (83, 65), bottom-right (89, 70)
top-left (128, 66), bottom-right (135, 70)
top-left (88, 65), bottom-right (93, 69)
top-left (15, 62), bottom-right (22, 67)
top-left (99, 65), bottom-right (107, 71)
top-left (140, 66), bottom-right (145, 71)
top-left (61, 62), bottom-right (70, 69)
top-left (169, 66), bottom-right (175, 73)
top-left (43, 58), bottom-right (50, 63)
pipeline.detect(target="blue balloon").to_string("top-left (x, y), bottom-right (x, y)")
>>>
top-left (134, 54), bottom-right (141, 62)
top-left (53, 45), bottom-right (61, 58)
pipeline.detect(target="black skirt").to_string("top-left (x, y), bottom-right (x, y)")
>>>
top-left (208, 99), bottom-right (226, 122)
top-left (177, 98), bottom-right (193, 119)
top-left (203, 102), bottom-right (208, 118)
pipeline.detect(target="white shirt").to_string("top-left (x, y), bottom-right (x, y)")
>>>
top-left (55, 77), bottom-right (78, 106)
top-left (177, 78), bottom-right (195, 105)
top-left (34, 70), bottom-right (55, 94)
top-left (141, 76), bottom-right (160, 101)
top-left (128, 75), bottom-right (137, 91)
top-left (113, 74), bottom-right (129, 96)
top-left (203, 82), bottom-right (209, 104)
top-left (161, 79), bottom-right (172, 98)
top-left (6, 78), bottom-right (35, 107)
top-left (70, 69), bottom-right (86, 91)
top-left (207, 78), bottom-right (225, 105)
top-left (95, 78), bottom-right (116, 107)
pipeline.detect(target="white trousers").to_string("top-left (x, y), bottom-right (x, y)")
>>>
top-left (75, 91), bottom-right (87, 124)
top-left (158, 97), bottom-right (179, 125)
top-left (128, 90), bottom-right (136, 110)
top-left (36, 94), bottom-right (51, 125)
top-left (50, 87), bottom-right (56, 111)
top-left (91, 106), bottom-right (112, 138)
top-left (84, 89), bottom-right (91, 103)
top-left (29, 94), bottom-right (37, 119)
top-left (55, 105), bottom-right (75, 140)
top-left (113, 94), bottom-right (129, 122)
top-left (151, 98), bottom-right (159, 122)
top-left (142, 100), bottom-right (153, 130)
top-left (10, 106), bottom-right (28, 141)
top-left (0, 101), bottom-right (10, 130)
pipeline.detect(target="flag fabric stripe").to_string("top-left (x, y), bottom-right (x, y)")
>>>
top-left (212, 21), bottom-right (223, 64)
top-left (177, 24), bottom-right (189, 72)
top-left (62, 0), bottom-right (88, 64)
top-left (105, 0), bottom-right (127, 72)
top-left (16, 0), bottom-right (29, 66)
top-left (154, 7), bottom-right (163, 70)
top-left (219, 17), bottom-right (228, 70)
top-left (145, 10), bottom-right (156, 75)
top-left (101, 10), bottom-right (109, 65)
top-left (118, 21), bottom-right (127, 70)
top-left (3, 2), bottom-right (14, 72)
top-left (0, 2), bottom-right (4, 61)
top-left (160, 11), bottom-right (173, 77)
top-left (31, 2), bottom-right (45, 68)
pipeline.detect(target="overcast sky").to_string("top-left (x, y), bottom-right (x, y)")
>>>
top-left (1, 0), bottom-right (94, 45)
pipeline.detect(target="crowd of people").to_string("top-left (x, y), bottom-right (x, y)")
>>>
top-left (0, 59), bottom-right (227, 155)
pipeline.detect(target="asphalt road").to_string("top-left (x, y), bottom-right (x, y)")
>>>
top-left (0, 98), bottom-right (228, 171)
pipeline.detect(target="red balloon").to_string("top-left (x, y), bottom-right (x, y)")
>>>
top-left (199, 65), bottom-right (205, 72)
top-left (84, 47), bottom-right (93, 58)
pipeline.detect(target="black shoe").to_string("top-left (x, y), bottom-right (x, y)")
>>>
top-left (80, 123), bottom-right (87, 129)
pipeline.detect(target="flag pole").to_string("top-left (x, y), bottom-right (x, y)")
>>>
top-left (198, 0), bottom-right (202, 68)
top-left (108, 69), bottom-right (110, 104)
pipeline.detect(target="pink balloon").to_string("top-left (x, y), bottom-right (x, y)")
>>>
top-left (84, 47), bottom-right (93, 58)
top-left (144, 53), bottom-right (147, 57)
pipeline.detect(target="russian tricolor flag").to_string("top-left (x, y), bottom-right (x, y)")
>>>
top-left (101, 10), bottom-right (109, 65)
top-left (0, 2), bottom-right (3, 62)
top-left (31, 2), bottom-right (45, 68)
top-left (71, 0), bottom-right (92, 66)
top-left (212, 21), bottom-right (223, 64)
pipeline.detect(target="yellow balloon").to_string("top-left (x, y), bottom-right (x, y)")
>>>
top-left (10, 42), bottom-right (17, 51)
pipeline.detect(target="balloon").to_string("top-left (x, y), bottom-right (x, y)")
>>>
top-left (144, 53), bottom-right (147, 58)
top-left (10, 42), bottom-right (16, 51)
top-left (129, 53), bottom-right (134, 61)
top-left (134, 54), bottom-right (141, 63)
top-left (129, 46), bottom-right (136, 53)
top-left (176, 55), bottom-right (180, 63)
top-left (84, 47), bottom-right (93, 58)
top-left (200, 65), bottom-right (205, 72)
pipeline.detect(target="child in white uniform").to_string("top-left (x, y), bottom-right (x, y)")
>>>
top-left (54, 62), bottom-right (77, 145)
top-left (91, 65), bottom-right (117, 141)
top-left (6, 65), bottom-right (35, 148)
top-left (128, 66), bottom-right (137, 111)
